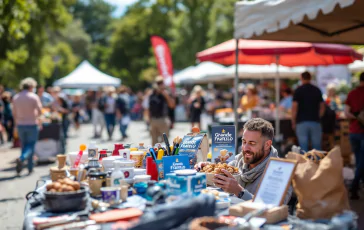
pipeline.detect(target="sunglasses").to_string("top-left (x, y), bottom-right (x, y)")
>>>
top-left (157, 81), bottom-right (164, 85)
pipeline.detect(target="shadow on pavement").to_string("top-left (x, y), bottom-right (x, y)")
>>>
top-left (0, 175), bottom-right (19, 182)
top-left (0, 197), bottom-right (23, 203)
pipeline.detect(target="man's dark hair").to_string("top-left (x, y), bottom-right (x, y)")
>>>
top-left (360, 72), bottom-right (364, 82)
top-left (284, 88), bottom-right (292, 95)
top-left (301, 71), bottom-right (311, 81)
top-left (243, 118), bottom-right (274, 141)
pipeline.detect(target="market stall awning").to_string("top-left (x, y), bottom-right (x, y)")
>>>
top-left (196, 39), bottom-right (362, 66)
top-left (348, 60), bottom-right (364, 73)
top-left (196, 64), bottom-right (307, 84)
top-left (234, 0), bottom-right (364, 44)
top-left (173, 62), bottom-right (226, 84)
top-left (53, 61), bottom-right (121, 89)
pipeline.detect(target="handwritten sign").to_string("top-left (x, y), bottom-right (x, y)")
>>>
top-left (211, 125), bottom-right (236, 164)
top-left (253, 158), bottom-right (297, 206)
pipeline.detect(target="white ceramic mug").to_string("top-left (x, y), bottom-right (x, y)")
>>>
top-left (119, 149), bottom-right (130, 160)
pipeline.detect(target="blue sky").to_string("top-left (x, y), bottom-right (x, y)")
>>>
top-left (104, 0), bottom-right (139, 16)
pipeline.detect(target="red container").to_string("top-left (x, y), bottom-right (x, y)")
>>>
top-left (146, 157), bottom-right (158, 181)
top-left (112, 143), bottom-right (124, 156)
top-left (99, 149), bottom-right (108, 161)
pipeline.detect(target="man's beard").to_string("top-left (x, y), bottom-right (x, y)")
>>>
top-left (243, 145), bottom-right (265, 165)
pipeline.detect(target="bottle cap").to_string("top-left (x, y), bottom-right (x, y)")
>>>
top-left (79, 144), bottom-right (87, 151)
top-left (89, 142), bottom-right (97, 148)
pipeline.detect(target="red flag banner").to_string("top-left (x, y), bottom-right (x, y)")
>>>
top-left (150, 36), bottom-right (175, 91)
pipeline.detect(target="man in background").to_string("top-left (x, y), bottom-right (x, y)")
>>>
top-left (36, 85), bottom-right (54, 108)
top-left (345, 73), bottom-right (364, 199)
top-left (292, 72), bottom-right (325, 152)
top-left (12, 78), bottom-right (42, 175)
top-left (147, 76), bottom-right (175, 145)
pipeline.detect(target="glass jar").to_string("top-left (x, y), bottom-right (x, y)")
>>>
top-left (88, 171), bottom-right (107, 197)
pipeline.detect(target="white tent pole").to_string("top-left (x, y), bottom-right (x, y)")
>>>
top-left (234, 39), bottom-right (239, 154)
top-left (275, 55), bottom-right (281, 143)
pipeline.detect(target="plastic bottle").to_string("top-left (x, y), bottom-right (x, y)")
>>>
top-left (111, 161), bottom-right (125, 187)
top-left (88, 142), bottom-right (99, 161)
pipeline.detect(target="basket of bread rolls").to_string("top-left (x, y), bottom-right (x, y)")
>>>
top-left (43, 178), bottom-right (88, 213)
top-left (200, 163), bottom-right (240, 186)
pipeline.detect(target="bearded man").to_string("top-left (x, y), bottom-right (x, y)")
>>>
top-left (196, 118), bottom-right (292, 203)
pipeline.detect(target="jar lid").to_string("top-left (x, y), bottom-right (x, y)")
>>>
top-left (89, 171), bottom-right (107, 178)
top-left (175, 169), bottom-right (197, 176)
top-left (130, 151), bottom-right (144, 155)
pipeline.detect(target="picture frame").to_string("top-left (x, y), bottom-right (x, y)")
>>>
top-left (253, 158), bottom-right (297, 207)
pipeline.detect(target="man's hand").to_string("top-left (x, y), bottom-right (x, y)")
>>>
top-left (194, 162), bottom-right (210, 171)
top-left (213, 169), bottom-right (243, 196)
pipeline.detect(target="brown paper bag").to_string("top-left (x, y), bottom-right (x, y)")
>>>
top-left (286, 147), bottom-right (350, 219)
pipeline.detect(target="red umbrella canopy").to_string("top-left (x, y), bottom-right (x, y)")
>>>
top-left (196, 39), bottom-right (363, 67)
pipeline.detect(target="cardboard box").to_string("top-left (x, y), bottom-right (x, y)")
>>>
top-left (229, 200), bottom-right (288, 224)
top-left (178, 133), bottom-right (209, 168)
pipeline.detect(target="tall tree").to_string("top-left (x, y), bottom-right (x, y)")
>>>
top-left (71, 0), bottom-right (115, 45)
top-left (0, 0), bottom-right (75, 87)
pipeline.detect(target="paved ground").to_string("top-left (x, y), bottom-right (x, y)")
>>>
top-left (0, 121), bottom-right (363, 229)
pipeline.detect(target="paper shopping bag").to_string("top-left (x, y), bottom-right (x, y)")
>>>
top-left (286, 147), bottom-right (350, 219)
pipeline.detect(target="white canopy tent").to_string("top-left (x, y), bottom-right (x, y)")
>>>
top-left (173, 62), bottom-right (226, 84)
top-left (196, 64), bottom-right (307, 84)
top-left (348, 60), bottom-right (364, 73)
top-left (53, 60), bottom-right (121, 89)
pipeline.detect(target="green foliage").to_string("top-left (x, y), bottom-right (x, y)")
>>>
top-left (0, 0), bottom-right (238, 89)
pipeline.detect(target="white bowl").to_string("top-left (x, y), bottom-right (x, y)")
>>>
top-left (67, 151), bottom-right (89, 166)
top-left (115, 160), bottom-right (135, 167)
top-left (134, 168), bottom-right (146, 176)
top-left (102, 156), bottom-right (125, 168)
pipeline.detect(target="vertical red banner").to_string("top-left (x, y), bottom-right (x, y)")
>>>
top-left (150, 36), bottom-right (175, 92)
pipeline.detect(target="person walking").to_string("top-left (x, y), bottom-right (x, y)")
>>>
top-left (72, 95), bottom-right (82, 132)
top-left (147, 76), bottom-right (175, 145)
top-left (188, 85), bottom-right (205, 130)
top-left (116, 90), bottom-right (130, 141)
top-left (12, 78), bottom-right (42, 175)
top-left (99, 87), bottom-right (117, 141)
top-left (292, 71), bottom-right (325, 152)
top-left (2, 91), bottom-right (14, 142)
top-left (345, 73), bottom-right (364, 199)
top-left (92, 89), bottom-right (105, 138)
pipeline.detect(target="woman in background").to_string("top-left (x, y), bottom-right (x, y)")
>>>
top-left (240, 84), bottom-right (259, 112)
top-left (188, 85), bottom-right (205, 130)
top-left (325, 84), bottom-right (342, 111)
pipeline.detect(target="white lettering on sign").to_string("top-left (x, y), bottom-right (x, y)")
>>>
top-left (156, 45), bottom-right (172, 81)
top-left (170, 162), bottom-right (186, 171)
top-left (214, 132), bottom-right (233, 142)
top-left (180, 139), bottom-right (198, 149)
